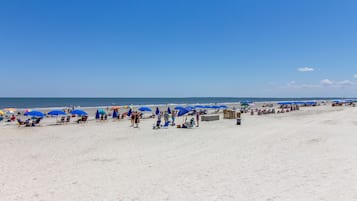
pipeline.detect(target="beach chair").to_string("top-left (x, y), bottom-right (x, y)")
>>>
top-left (17, 119), bottom-right (25, 127)
top-left (65, 116), bottom-right (71, 123)
top-left (34, 118), bottom-right (41, 126)
top-left (77, 116), bottom-right (88, 124)
top-left (57, 116), bottom-right (65, 124)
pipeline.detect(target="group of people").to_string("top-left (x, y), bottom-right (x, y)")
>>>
top-left (130, 111), bottom-right (141, 128)
top-left (17, 117), bottom-right (42, 127)
top-left (153, 110), bottom-right (202, 129)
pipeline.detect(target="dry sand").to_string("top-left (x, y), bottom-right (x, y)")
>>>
top-left (1, 105), bottom-right (357, 201)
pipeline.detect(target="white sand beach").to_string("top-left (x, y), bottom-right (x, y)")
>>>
top-left (1, 105), bottom-right (357, 201)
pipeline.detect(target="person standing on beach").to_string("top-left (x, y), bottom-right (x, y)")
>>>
top-left (130, 111), bottom-right (135, 127)
top-left (196, 111), bottom-right (200, 127)
top-left (134, 112), bottom-right (140, 128)
top-left (171, 110), bottom-right (176, 126)
top-left (163, 111), bottom-right (169, 123)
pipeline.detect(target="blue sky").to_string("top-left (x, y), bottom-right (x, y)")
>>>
top-left (1, 0), bottom-right (357, 97)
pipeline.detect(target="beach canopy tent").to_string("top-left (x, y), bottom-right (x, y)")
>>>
top-left (138, 106), bottom-right (152, 112)
top-left (48, 110), bottom-right (66, 116)
top-left (25, 110), bottom-right (44, 117)
top-left (70, 109), bottom-right (88, 116)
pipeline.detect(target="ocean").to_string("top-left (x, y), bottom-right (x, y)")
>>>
top-left (0, 97), bottom-right (341, 109)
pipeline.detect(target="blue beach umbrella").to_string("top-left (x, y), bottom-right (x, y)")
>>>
top-left (194, 105), bottom-right (205, 109)
top-left (186, 106), bottom-right (194, 111)
top-left (174, 106), bottom-right (186, 111)
top-left (203, 105), bottom-right (214, 109)
top-left (138, 106), bottom-right (152, 112)
top-left (219, 105), bottom-right (228, 109)
top-left (155, 107), bottom-right (160, 115)
top-left (95, 110), bottom-right (100, 119)
top-left (25, 110), bottom-right (44, 117)
top-left (167, 107), bottom-right (171, 114)
top-left (71, 109), bottom-right (88, 116)
top-left (277, 101), bottom-right (293, 105)
top-left (177, 108), bottom-right (190, 117)
top-left (48, 110), bottom-right (66, 116)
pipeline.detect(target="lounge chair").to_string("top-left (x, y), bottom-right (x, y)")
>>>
top-left (65, 116), bottom-right (71, 123)
top-left (57, 116), bottom-right (65, 124)
top-left (33, 118), bottom-right (41, 125)
top-left (17, 119), bottom-right (25, 127)
top-left (77, 116), bottom-right (88, 124)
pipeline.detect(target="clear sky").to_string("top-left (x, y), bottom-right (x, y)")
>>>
top-left (1, 0), bottom-right (357, 97)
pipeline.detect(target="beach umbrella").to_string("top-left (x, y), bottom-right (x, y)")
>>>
top-left (174, 106), bottom-right (186, 110)
top-left (25, 110), bottom-right (44, 117)
top-left (48, 110), bottom-right (66, 116)
top-left (167, 107), bottom-right (171, 114)
top-left (177, 108), bottom-right (190, 117)
top-left (70, 109), bottom-right (88, 116)
top-left (155, 107), bottom-right (160, 115)
top-left (219, 105), bottom-right (228, 109)
top-left (278, 101), bottom-right (293, 105)
top-left (95, 110), bottom-right (100, 119)
top-left (194, 105), bottom-right (205, 109)
top-left (24, 109), bottom-right (32, 113)
top-left (127, 109), bottom-right (132, 117)
top-left (112, 110), bottom-right (118, 118)
top-left (138, 106), bottom-right (152, 112)
top-left (203, 105), bottom-right (214, 109)
top-left (186, 106), bottom-right (194, 111)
